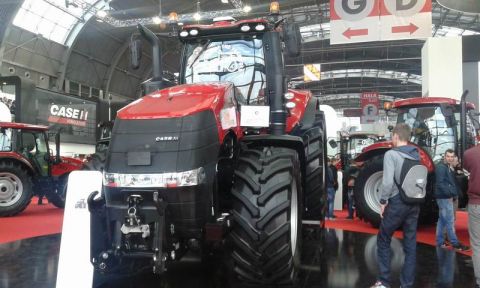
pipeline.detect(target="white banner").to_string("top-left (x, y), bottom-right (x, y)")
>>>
top-left (56, 171), bottom-right (103, 288)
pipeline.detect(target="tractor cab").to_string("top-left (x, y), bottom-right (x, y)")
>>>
top-left (393, 97), bottom-right (478, 163)
top-left (0, 122), bottom-right (55, 176)
top-left (179, 19), bottom-right (274, 106)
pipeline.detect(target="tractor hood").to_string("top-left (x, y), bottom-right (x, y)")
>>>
top-left (117, 83), bottom-right (232, 120)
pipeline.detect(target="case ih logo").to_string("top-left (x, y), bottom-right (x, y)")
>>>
top-left (155, 136), bottom-right (179, 142)
top-left (48, 105), bottom-right (89, 127)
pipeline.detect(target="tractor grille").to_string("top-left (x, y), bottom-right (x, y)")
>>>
top-left (106, 110), bottom-right (220, 174)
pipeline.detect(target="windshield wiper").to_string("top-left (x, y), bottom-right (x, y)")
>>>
top-left (189, 40), bottom-right (211, 69)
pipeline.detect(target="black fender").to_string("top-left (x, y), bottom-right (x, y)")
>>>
top-left (0, 156), bottom-right (36, 176)
top-left (240, 134), bottom-right (307, 188)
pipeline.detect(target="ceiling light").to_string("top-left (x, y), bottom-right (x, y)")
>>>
top-left (270, 1), bottom-right (280, 15)
top-left (169, 12), bottom-right (179, 22)
top-left (152, 16), bottom-right (162, 24)
top-left (96, 10), bottom-right (107, 18)
top-left (221, 0), bottom-right (229, 3)
top-left (243, 5), bottom-right (252, 13)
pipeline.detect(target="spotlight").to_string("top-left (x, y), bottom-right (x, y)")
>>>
top-left (152, 16), bottom-right (162, 24)
top-left (243, 5), bottom-right (252, 13)
top-left (96, 10), bottom-right (107, 18)
top-left (193, 13), bottom-right (201, 21)
top-left (169, 12), bottom-right (179, 22)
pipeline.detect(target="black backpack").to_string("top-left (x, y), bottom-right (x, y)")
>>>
top-left (393, 156), bottom-right (428, 204)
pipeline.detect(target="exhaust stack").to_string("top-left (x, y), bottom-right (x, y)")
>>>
top-left (134, 24), bottom-right (164, 95)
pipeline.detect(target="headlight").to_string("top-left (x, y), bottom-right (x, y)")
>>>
top-left (104, 167), bottom-right (206, 188)
top-left (179, 31), bottom-right (189, 37)
top-left (189, 29), bottom-right (199, 36)
top-left (284, 92), bottom-right (294, 100)
top-left (241, 25), bottom-right (251, 32)
top-left (255, 24), bottom-right (265, 31)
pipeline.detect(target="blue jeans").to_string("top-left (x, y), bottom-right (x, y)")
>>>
top-left (327, 187), bottom-right (336, 218)
top-left (436, 199), bottom-right (459, 246)
top-left (347, 188), bottom-right (355, 218)
top-left (377, 195), bottom-right (420, 288)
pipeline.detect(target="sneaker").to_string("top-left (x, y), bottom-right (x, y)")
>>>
top-left (438, 243), bottom-right (449, 249)
top-left (452, 243), bottom-right (470, 251)
top-left (370, 281), bottom-right (388, 288)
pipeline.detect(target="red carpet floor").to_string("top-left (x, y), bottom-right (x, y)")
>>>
top-left (326, 210), bottom-right (472, 256)
top-left (0, 198), bottom-right (64, 244)
top-left (0, 201), bottom-right (473, 257)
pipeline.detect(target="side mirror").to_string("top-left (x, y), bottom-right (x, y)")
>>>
top-left (283, 22), bottom-right (302, 57)
top-left (130, 38), bottom-right (142, 70)
top-left (55, 132), bottom-right (61, 164)
top-left (328, 139), bottom-right (338, 149)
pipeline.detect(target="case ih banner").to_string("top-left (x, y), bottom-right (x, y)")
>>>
top-left (361, 92), bottom-right (379, 124)
top-left (48, 105), bottom-right (90, 127)
top-left (330, 0), bottom-right (432, 44)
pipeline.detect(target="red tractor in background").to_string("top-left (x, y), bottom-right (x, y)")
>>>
top-left (354, 95), bottom-right (479, 227)
top-left (88, 9), bottom-right (328, 286)
top-left (0, 122), bottom-right (84, 216)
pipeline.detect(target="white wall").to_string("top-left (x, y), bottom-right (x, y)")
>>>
top-left (422, 37), bottom-right (463, 100)
top-left (60, 143), bottom-right (95, 157)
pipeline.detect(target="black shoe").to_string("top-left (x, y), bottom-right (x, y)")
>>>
top-left (452, 243), bottom-right (470, 251)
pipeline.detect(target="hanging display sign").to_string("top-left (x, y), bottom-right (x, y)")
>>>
top-left (330, 0), bottom-right (432, 44)
top-left (361, 92), bottom-right (380, 124)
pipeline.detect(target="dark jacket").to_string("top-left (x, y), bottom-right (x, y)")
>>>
top-left (434, 162), bottom-right (458, 199)
top-left (326, 165), bottom-right (335, 189)
top-left (329, 164), bottom-right (339, 190)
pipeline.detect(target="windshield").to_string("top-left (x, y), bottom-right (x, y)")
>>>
top-left (349, 136), bottom-right (378, 158)
top-left (397, 106), bottom-right (455, 162)
top-left (183, 37), bottom-right (266, 105)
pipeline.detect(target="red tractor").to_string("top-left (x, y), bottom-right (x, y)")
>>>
top-left (0, 122), bottom-right (84, 216)
top-left (88, 13), bottom-right (327, 286)
top-left (354, 95), bottom-right (479, 227)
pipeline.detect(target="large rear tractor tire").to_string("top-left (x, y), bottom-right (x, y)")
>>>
top-left (229, 147), bottom-right (303, 286)
top-left (355, 158), bottom-right (437, 227)
top-left (303, 126), bottom-right (327, 222)
top-left (354, 159), bottom-right (383, 227)
top-left (0, 161), bottom-right (33, 216)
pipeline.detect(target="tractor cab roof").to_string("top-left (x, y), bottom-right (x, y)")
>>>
top-left (179, 19), bottom-right (270, 40)
top-left (393, 97), bottom-right (476, 109)
top-left (0, 122), bottom-right (49, 131)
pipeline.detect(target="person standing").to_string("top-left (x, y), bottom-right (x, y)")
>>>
top-left (326, 158), bottom-right (336, 220)
top-left (371, 124), bottom-right (421, 288)
top-left (435, 149), bottom-right (469, 251)
top-left (464, 144), bottom-right (480, 288)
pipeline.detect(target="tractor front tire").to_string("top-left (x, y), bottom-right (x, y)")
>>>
top-left (47, 175), bottom-right (68, 209)
top-left (229, 146), bottom-right (302, 286)
top-left (0, 161), bottom-right (33, 217)
top-left (354, 159), bottom-right (383, 227)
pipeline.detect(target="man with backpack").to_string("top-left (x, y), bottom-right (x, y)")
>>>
top-left (371, 123), bottom-right (427, 288)
top-left (435, 149), bottom-right (469, 251)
